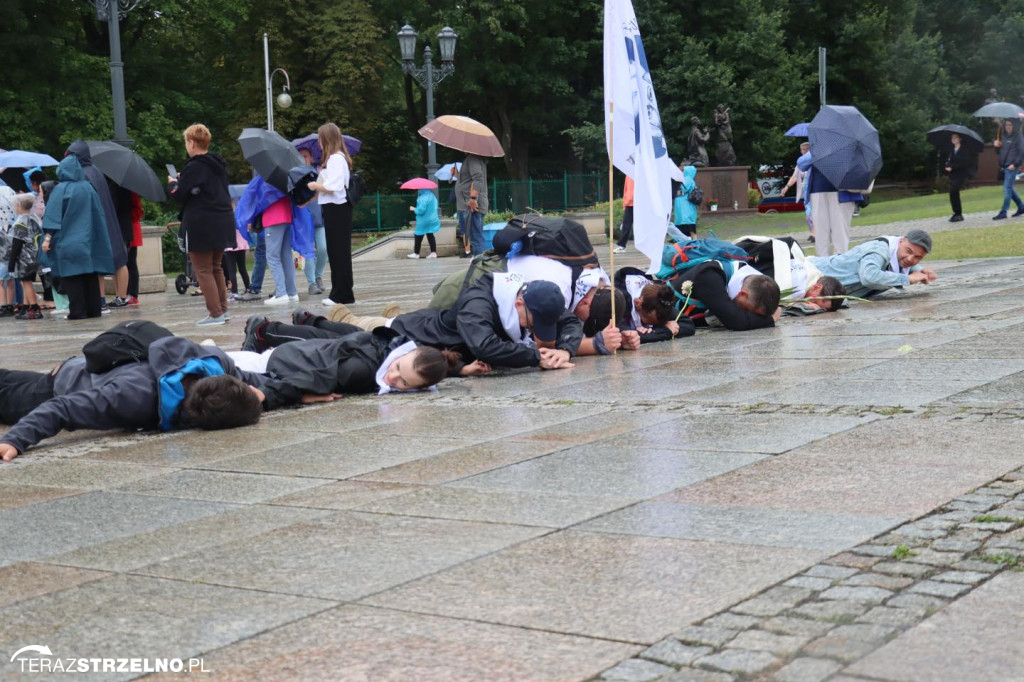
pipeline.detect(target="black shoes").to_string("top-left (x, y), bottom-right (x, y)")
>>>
top-left (993, 212), bottom-right (1007, 220)
top-left (1013, 207), bottom-right (1024, 217)
top-left (241, 315), bottom-right (269, 353)
top-left (949, 214), bottom-right (964, 222)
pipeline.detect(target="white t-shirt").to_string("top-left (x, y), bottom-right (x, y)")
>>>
top-left (317, 152), bottom-right (350, 205)
top-left (506, 255), bottom-right (608, 312)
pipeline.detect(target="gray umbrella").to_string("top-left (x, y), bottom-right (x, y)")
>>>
top-left (85, 140), bottom-right (166, 201)
top-left (808, 105), bottom-right (883, 191)
top-left (972, 102), bottom-right (1024, 119)
top-left (238, 128), bottom-right (305, 193)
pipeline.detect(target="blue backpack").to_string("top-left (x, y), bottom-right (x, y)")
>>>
top-left (654, 238), bottom-right (750, 283)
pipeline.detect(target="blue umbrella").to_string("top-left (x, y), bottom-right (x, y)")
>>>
top-left (784, 122), bottom-right (809, 137)
top-left (435, 162), bottom-right (462, 182)
top-left (0, 150), bottom-right (59, 167)
top-left (808, 105), bottom-right (882, 191)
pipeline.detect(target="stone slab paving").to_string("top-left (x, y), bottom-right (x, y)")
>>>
top-left (0, 241), bottom-right (1022, 679)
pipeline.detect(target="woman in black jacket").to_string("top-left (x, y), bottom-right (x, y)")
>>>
top-left (945, 133), bottom-right (972, 222)
top-left (168, 124), bottom-right (237, 325)
top-left (994, 118), bottom-right (1024, 220)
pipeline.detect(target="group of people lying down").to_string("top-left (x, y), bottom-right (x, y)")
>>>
top-left (0, 229), bottom-right (936, 461)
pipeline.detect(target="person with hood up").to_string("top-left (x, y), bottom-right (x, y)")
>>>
top-left (407, 187), bottom-right (441, 259)
top-left (168, 124), bottom-right (237, 325)
top-left (65, 140), bottom-right (130, 308)
top-left (993, 118), bottom-right (1024, 220)
top-left (672, 165), bottom-right (700, 238)
top-left (41, 155), bottom-right (115, 319)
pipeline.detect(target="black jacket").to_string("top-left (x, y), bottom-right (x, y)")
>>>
top-left (392, 273), bottom-right (583, 368)
top-left (169, 153), bottom-right (236, 253)
top-left (946, 146), bottom-right (972, 181)
top-left (263, 331), bottom-right (406, 409)
top-left (998, 120), bottom-right (1024, 170)
top-left (675, 262), bottom-right (775, 331)
top-left (614, 267), bottom-right (695, 343)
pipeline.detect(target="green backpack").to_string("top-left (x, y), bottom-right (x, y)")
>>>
top-left (427, 250), bottom-right (507, 310)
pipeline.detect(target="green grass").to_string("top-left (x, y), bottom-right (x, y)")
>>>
top-left (930, 224), bottom-right (1024, 260)
top-left (979, 553), bottom-right (1020, 568)
top-left (891, 545), bottom-right (916, 560)
top-left (971, 515), bottom-right (1023, 526)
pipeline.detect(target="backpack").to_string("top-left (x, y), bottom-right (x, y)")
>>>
top-left (82, 320), bottom-right (175, 374)
top-left (427, 251), bottom-right (507, 310)
top-left (492, 215), bottom-right (600, 268)
top-left (347, 171), bottom-right (366, 205)
top-left (654, 237), bottom-right (750, 284)
top-left (687, 185), bottom-right (704, 206)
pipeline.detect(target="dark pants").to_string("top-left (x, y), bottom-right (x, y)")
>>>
top-left (616, 206), bottom-right (635, 247)
top-left (413, 233), bottom-right (437, 254)
top-left (262, 320), bottom-right (361, 348)
top-left (0, 368), bottom-right (55, 424)
top-left (949, 175), bottom-right (966, 216)
top-left (190, 250), bottom-right (228, 318)
top-left (126, 246), bottom-right (139, 298)
top-left (223, 251), bottom-right (250, 293)
top-left (322, 202), bottom-right (354, 303)
top-left (62, 273), bottom-right (103, 319)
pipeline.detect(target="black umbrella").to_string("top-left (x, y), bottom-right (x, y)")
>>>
top-left (808, 105), bottom-right (883, 191)
top-left (972, 102), bottom-right (1024, 119)
top-left (238, 128), bottom-right (305, 193)
top-left (926, 125), bottom-right (984, 154)
top-left (85, 140), bottom-right (166, 201)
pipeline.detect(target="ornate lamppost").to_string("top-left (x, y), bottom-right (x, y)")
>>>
top-left (397, 24), bottom-right (457, 181)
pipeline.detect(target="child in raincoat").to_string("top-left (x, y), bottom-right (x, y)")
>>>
top-left (408, 189), bottom-right (440, 259)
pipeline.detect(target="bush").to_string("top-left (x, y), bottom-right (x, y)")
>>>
top-left (747, 188), bottom-right (761, 208)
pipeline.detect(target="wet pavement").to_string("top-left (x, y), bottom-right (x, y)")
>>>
top-left (1, 227), bottom-right (1023, 681)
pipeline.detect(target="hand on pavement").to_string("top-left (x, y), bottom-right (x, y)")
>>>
top-left (539, 348), bottom-right (574, 370)
top-left (0, 443), bottom-right (20, 462)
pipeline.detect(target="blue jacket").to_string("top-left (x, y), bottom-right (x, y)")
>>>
top-left (413, 190), bottom-right (441, 235)
top-left (42, 156), bottom-right (115, 278)
top-left (809, 238), bottom-right (923, 298)
top-left (234, 176), bottom-right (315, 258)
top-left (673, 166), bottom-right (699, 226)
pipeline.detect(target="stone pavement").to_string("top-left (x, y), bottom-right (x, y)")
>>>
top-left (2, 215), bottom-right (1024, 681)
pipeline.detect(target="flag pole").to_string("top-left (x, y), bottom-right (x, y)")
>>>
top-left (608, 101), bottom-right (616, 333)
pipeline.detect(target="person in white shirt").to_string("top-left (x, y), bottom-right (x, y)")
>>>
top-left (307, 122), bottom-right (355, 306)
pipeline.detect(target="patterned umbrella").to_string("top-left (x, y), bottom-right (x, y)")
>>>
top-left (418, 115), bottom-right (504, 157)
top-left (808, 105), bottom-right (882, 191)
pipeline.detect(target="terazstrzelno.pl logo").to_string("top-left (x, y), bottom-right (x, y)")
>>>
top-left (10, 645), bottom-right (209, 674)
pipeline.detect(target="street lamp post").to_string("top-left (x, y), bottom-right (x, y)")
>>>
top-left (397, 24), bottom-right (457, 182)
top-left (263, 33), bottom-right (293, 132)
top-left (92, 0), bottom-right (144, 146)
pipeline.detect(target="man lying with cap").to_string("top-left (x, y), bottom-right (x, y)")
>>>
top-left (808, 229), bottom-right (938, 299)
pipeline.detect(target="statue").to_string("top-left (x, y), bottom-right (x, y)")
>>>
top-left (687, 116), bottom-right (710, 167)
top-left (714, 104), bottom-right (736, 166)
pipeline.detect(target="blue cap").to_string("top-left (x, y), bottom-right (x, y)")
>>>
top-left (522, 280), bottom-right (565, 343)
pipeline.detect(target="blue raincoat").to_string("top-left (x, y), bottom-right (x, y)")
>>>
top-left (41, 156), bottom-right (114, 277)
top-left (413, 190), bottom-right (441, 235)
top-left (233, 176), bottom-right (315, 258)
top-left (673, 165), bottom-right (699, 226)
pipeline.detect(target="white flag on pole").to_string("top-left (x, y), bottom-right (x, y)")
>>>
top-left (604, 0), bottom-right (682, 272)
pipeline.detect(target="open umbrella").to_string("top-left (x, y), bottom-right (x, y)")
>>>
top-left (85, 140), bottom-right (166, 202)
top-left (291, 133), bottom-right (362, 167)
top-left (419, 115), bottom-right (504, 157)
top-left (807, 105), bottom-right (883, 191)
top-left (435, 162), bottom-right (462, 182)
top-left (784, 123), bottom-right (809, 137)
top-left (972, 102), bottom-right (1024, 119)
top-left (238, 128), bottom-right (305, 193)
top-left (0, 150), bottom-right (59, 167)
top-left (400, 178), bottom-right (438, 190)
top-left (925, 125), bottom-right (984, 154)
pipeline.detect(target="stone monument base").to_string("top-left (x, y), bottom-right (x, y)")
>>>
top-left (694, 166), bottom-right (751, 213)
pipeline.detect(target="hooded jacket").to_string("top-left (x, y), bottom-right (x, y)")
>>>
top-left (673, 165), bottom-right (699, 226)
top-left (169, 152), bottom-right (237, 253)
top-left (0, 336), bottom-right (271, 454)
top-left (41, 156), bottom-right (115, 278)
top-left (673, 261), bottom-right (775, 331)
top-left (998, 120), bottom-right (1024, 170)
top-left (233, 175), bottom-right (314, 258)
top-left (66, 140), bottom-right (128, 269)
top-left (390, 273), bottom-right (583, 368)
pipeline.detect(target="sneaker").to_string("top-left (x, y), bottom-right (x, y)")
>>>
top-left (127, 296), bottom-right (139, 305)
top-left (459, 252), bottom-right (472, 259)
top-left (949, 214), bottom-right (964, 223)
top-left (613, 245), bottom-right (627, 253)
top-left (426, 252), bottom-right (438, 259)
top-left (381, 302), bottom-right (402, 318)
top-left (108, 296), bottom-right (130, 309)
top-left (308, 282), bottom-right (323, 295)
top-left (288, 294), bottom-right (300, 302)
top-left (322, 298), bottom-right (339, 307)
top-left (228, 292), bottom-right (238, 301)
top-left (0, 305), bottom-right (14, 318)
top-left (1014, 207), bottom-right (1024, 217)
top-left (241, 315), bottom-right (269, 352)
top-left (15, 305), bottom-right (42, 320)
top-left (406, 253), bottom-right (420, 259)
top-left (236, 290), bottom-right (262, 302)
top-left (291, 309), bottom-right (319, 326)
top-left (196, 314), bottom-right (227, 326)
top-left (993, 212), bottom-right (1008, 220)
top-left (100, 300), bottom-right (110, 313)
top-left (264, 294), bottom-right (290, 306)
top-left (315, 277), bottom-right (325, 291)
top-left (200, 338), bottom-right (217, 346)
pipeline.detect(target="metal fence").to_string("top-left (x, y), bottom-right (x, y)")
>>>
top-left (351, 173), bottom-right (607, 233)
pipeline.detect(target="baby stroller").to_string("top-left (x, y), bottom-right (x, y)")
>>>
top-left (167, 222), bottom-right (199, 295)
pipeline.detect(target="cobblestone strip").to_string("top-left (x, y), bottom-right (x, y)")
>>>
top-left (592, 467), bottom-right (1024, 682)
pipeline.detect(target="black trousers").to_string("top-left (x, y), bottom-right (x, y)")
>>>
top-left (616, 206), bottom-right (635, 247)
top-left (262, 320), bottom-right (361, 348)
top-left (322, 202), bottom-right (354, 303)
top-left (949, 175), bottom-right (966, 216)
top-left (62, 273), bottom-right (103, 319)
top-left (413, 233), bottom-right (437, 254)
top-left (0, 369), bottom-right (55, 424)
top-left (127, 247), bottom-right (139, 298)
top-left (223, 251), bottom-right (250, 293)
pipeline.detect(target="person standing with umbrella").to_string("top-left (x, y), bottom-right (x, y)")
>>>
top-left (455, 154), bottom-right (489, 255)
top-left (307, 123), bottom-right (356, 306)
top-left (993, 118), bottom-right (1024, 220)
top-left (403, 178), bottom-right (440, 258)
top-left (168, 124), bottom-right (236, 325)
top-left (945, 134), bottom-right (972, 222)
